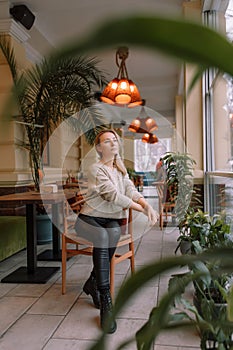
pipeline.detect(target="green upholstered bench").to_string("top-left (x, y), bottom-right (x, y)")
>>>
top-left (0, 216), bottom-right (26, 262)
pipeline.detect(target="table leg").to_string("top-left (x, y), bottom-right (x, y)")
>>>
top-left (37, 202), bottom-right (63, 261)
top-left (1, 203), bottom-right (59, 283)
top-left (52, 202), bottom-right (62, 255)
top-left (26, 203), bottom-right (37, 272)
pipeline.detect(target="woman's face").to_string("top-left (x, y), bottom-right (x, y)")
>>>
top-left (96, 132), bottom-right (119, 160)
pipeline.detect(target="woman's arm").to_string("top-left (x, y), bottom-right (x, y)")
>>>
top-left (90, 165), bottom-right (133, 209)
top-left (124, 173), bottom-right (158, 225)
top-left (136, 197), bottom-right (159, 226)
top-left (129, 201), bottom-right (144, 213)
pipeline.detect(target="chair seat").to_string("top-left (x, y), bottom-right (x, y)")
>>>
top-left (64, 232), bottom-right (93, 246)
top-left (119, 233), bottom-right (131, 241)
top-left (64, 232), bottom-right (131, 247)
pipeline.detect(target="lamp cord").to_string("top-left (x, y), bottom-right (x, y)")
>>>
top-left (116, 47), bottom-right (129, 79)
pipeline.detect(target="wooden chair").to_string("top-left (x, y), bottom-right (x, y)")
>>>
top-left (61, 199), bottom-right (135, 298)
top-left (155, 181), bottom-right (176, 229)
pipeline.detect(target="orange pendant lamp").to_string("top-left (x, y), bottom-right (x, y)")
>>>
top-left (100, 47), bottom-right (143, 107)
top-left (141, 133), bottom-right (158, 144)
top-left (128, 104), bottom-right (159, 144)
top-left (128, 105), bottom-right (158, 133)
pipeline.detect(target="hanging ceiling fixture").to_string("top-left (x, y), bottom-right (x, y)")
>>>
top-left (128, 104), bottom-right (159, 144)
top-left (141, 133), bottom-right (158, 144)
top-left (128, 105), bottom-right (158, 133)
top-left (100, 47), bottom-right (143, 107)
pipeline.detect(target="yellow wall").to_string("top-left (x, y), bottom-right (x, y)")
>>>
top-left (0, 35), bottom-right (32, 186)
top-left (179, 0), bottom-right (204, 178)
top-left (213, 76), bottom-right (230, 170)
top-left (184, 63), bottom-right (203, 170)
top-left (175, 94), bottom-right (185, 153)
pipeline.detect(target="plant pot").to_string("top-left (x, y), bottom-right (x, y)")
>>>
top-left (36, 214), bottom-right (52, 245)
top-left (180, 240), bottom-right (192, 254)
top-left (201, 340), bottom-right (219, 350)
top-left (200, 333), bottom-right (233, 350)
top-left (193, 290), bottom-right (227, 316)
top-left (193, 292), bottom-right (233, 350)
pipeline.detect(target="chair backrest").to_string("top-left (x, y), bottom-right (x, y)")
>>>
top-left (155, 181), bottom-right (167, 203)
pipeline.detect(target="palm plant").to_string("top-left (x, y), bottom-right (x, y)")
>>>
top-left (0, 35), bottom-right (107, 190)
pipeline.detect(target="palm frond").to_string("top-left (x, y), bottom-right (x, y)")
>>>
top-left (68, 106), bottom-right (108, 145)
top-left (17, 55), bottom-right (106, 128)
top-left (1, 34), bottom-right (107, 188)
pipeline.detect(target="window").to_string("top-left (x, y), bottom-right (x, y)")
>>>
top-left (134, 138), bottom-right (171, 172)
top-left (203, 3), bottom-right (233, 216)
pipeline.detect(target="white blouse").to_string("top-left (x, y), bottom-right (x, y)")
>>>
top-left (80, 162), bottom-right (143, 219)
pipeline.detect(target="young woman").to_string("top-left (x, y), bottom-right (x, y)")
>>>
top-left (75, 129), bottom-right (158, 333)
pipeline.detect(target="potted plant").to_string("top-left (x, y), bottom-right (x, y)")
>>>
top-left (160, 152), bottom-right (202, 228)
top-left (0, 35), bottom-right (107, 243)
top-left (176, 208), bottom-right (211, 254)
top-left (168, 265), bottom-right (233, 349)
top-left (170, 210), bottom-right (233, 349)
top-left (176, 209), bottom-right (232, 255)
top-left (106, 248), bottom-right (233, 350)
top-left (169, 256), bottom-right (233, 350)
top-left (0, 35), bottom-right (107, 191)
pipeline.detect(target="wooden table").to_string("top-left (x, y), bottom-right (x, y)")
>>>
top-left (0, 190), bottom-right (75, 283)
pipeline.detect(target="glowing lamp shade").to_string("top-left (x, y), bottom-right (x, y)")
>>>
top-left (128, 106), bottom-right (158, 133)
top-left (100, 47), bottom-right (143, 107)
top-left (128, 117), bottom-right (141, 132)
top-left (128, 117), bottom-right (158, 133)
top-left (144, 117), bottom-right (158, 132)
top-left (142, 133), bottom-right (158, 144)
top-left (100, 78), bottom-right (120, 105)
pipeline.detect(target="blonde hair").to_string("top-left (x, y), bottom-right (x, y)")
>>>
top-left (95, 129), bottom-right (127, 176)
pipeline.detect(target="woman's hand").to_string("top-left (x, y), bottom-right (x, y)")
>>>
top-left (143, 204), bottom-right (159, 226)
top-left (132, 198), bottom-right (158, 226)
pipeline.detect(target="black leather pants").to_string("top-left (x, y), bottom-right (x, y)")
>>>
top-left (75, 214), bottom-right (121, 289)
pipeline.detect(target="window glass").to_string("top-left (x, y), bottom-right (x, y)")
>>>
top-left (134, 138), bottom-right (171, 172)
top-left (204, 4), bottom-right (233, 216)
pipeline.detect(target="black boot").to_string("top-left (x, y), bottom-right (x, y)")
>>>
top-left (100, 288), bottom-right (117, 334)
top-left (83, 274), bottom-right (100, 309)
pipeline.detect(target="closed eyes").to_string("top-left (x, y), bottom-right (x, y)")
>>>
top-left (103, 138), bottom-right (118, 144)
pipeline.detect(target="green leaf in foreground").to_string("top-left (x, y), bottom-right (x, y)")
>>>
top-left (52, 15), bottom-right (233, 77)
top-left (88, 248), bottom-right (233, 350)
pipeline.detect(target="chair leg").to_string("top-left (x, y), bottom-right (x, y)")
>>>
top-left (160, 213), bottom-right (163, 230)
top-left (62, 235), bottom-right (67, 295)
top-left (129, 242), bottom-right (135, 273)
top-left (159, 202), bottom-right (163, 229)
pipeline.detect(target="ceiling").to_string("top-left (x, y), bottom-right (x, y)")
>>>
top-left (8, 0), bottom-right (186, 123)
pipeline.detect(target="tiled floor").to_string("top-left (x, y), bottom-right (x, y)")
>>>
top-left (0, 188), bottom-right (200, 349)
